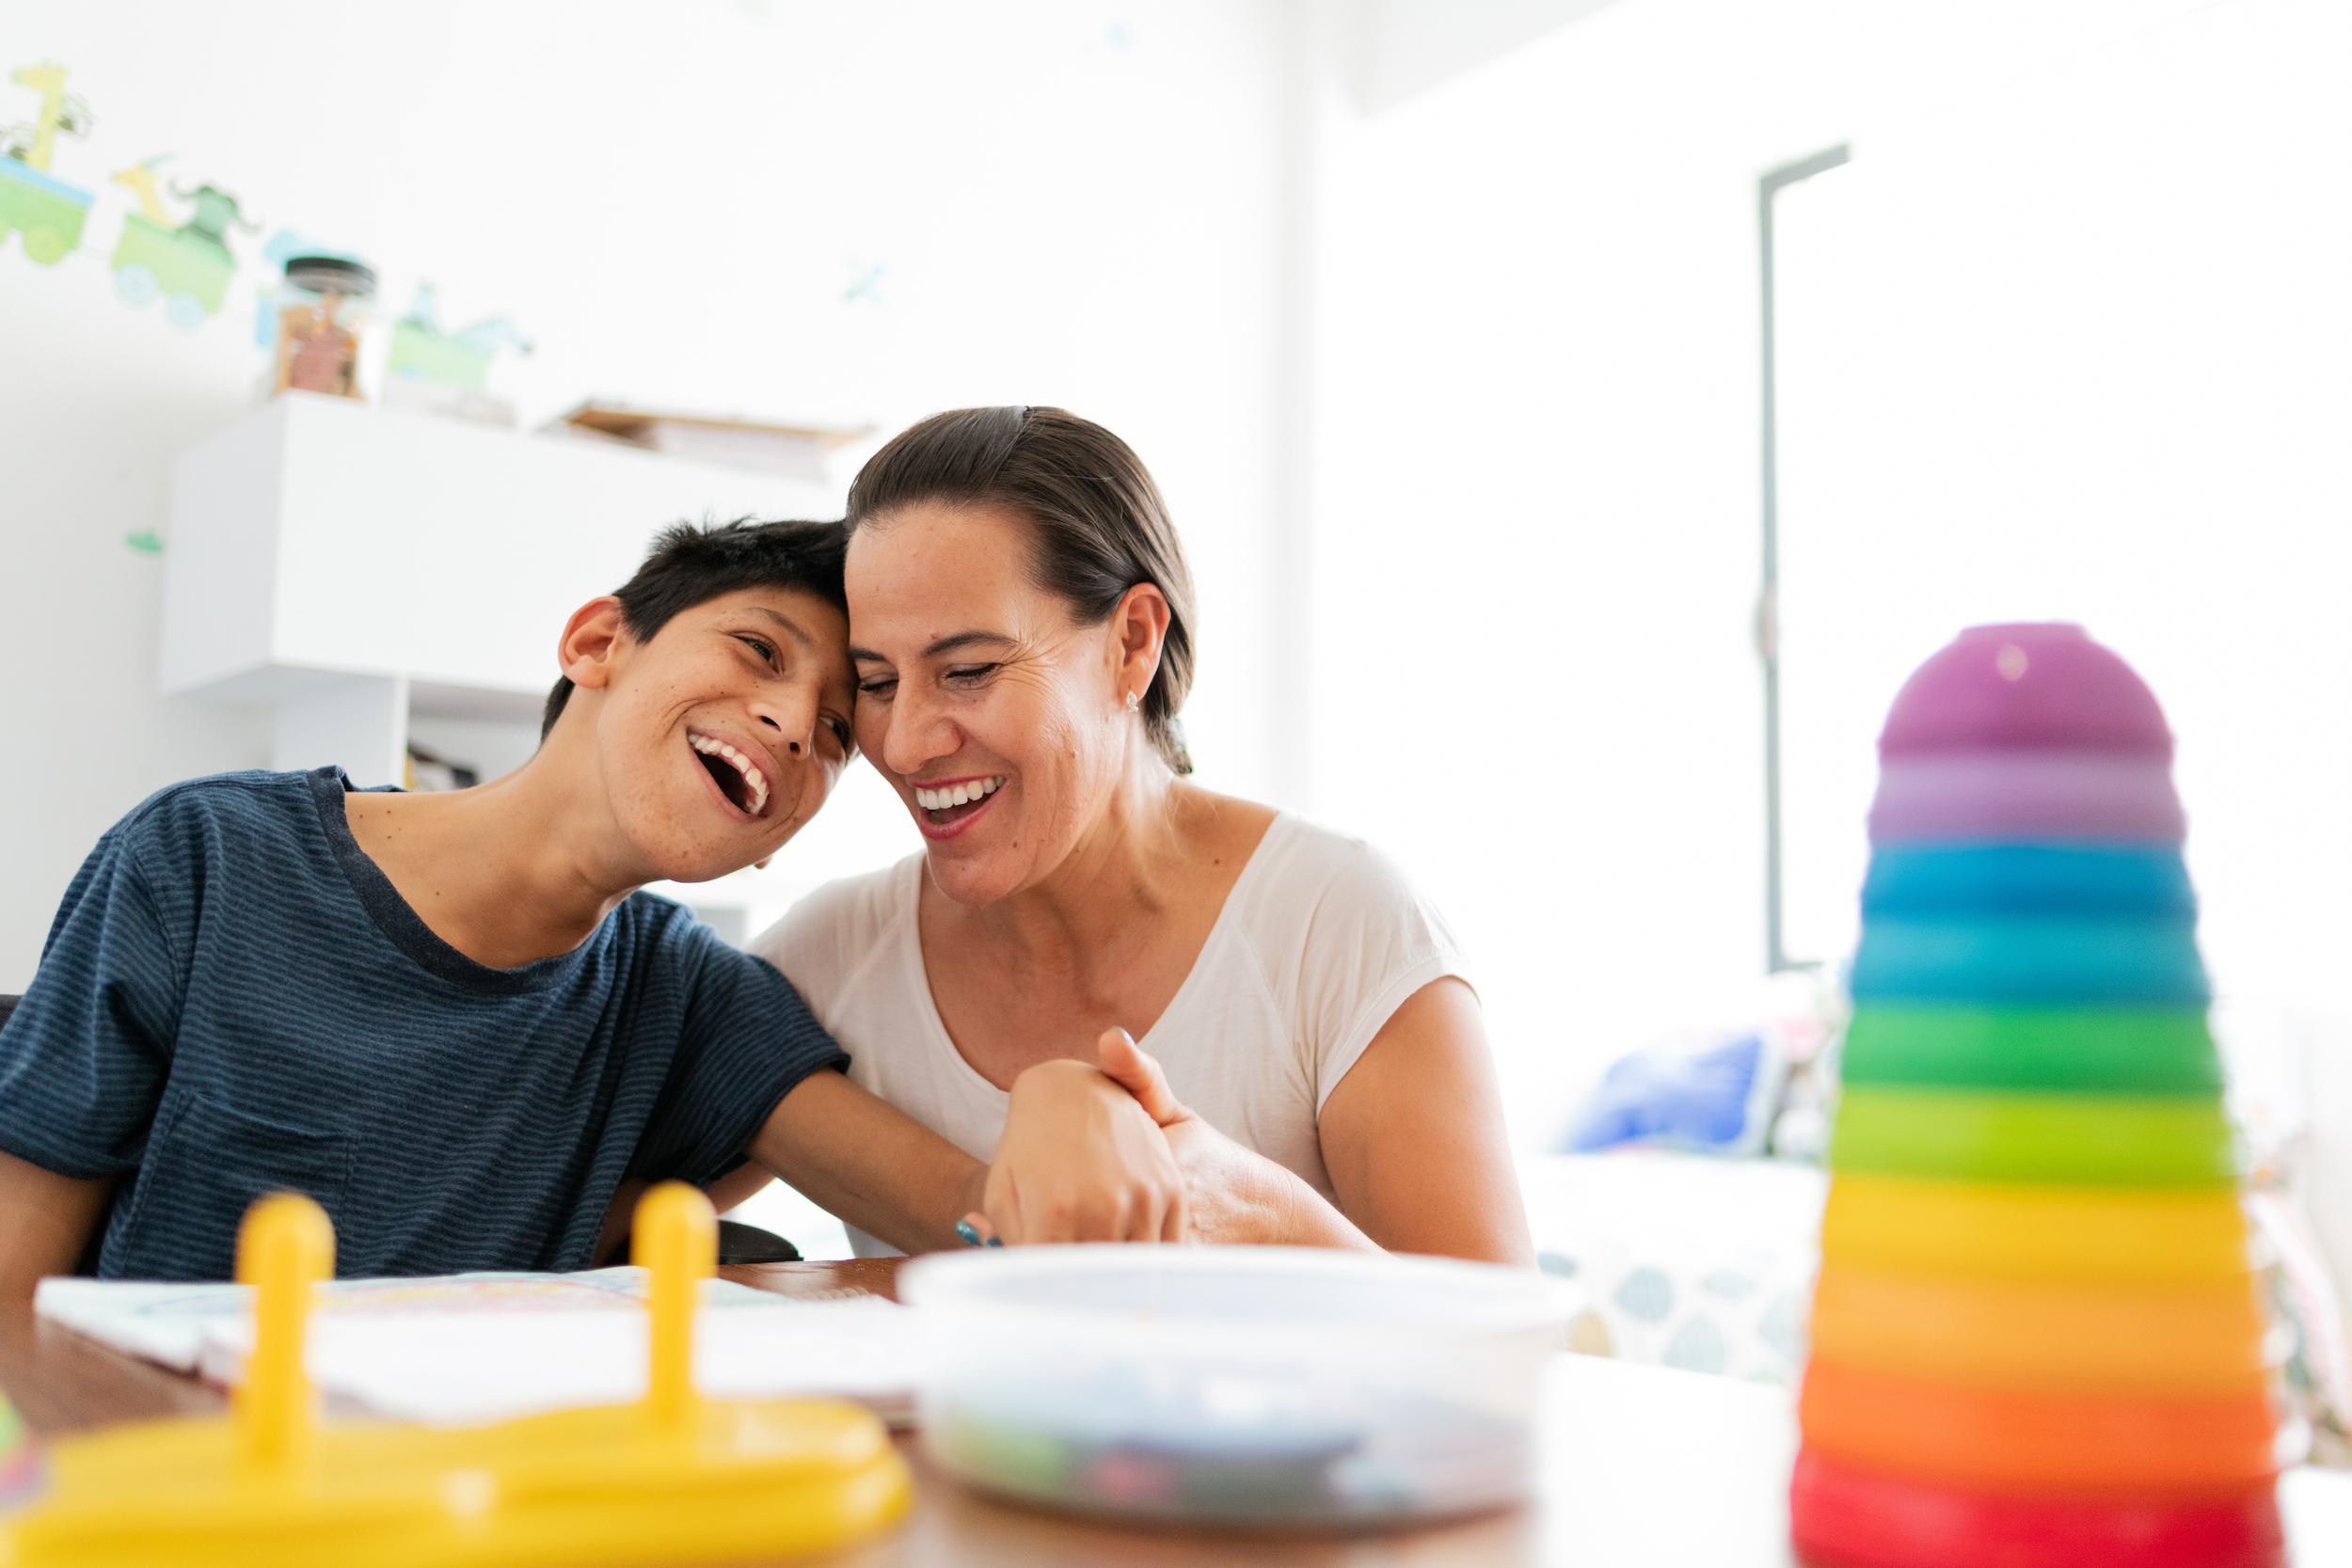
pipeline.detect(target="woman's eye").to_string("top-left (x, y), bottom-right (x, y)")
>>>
top-left (825, 717), bottom-right (853, 751)
top-left (857, 677), bottom-right (898, 700)
top-left (738, 636), bottom-right (777, 666)
top-left (946, 664), bottom-right (999, 686)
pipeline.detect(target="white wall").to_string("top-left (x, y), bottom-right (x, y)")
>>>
top-left (1298, 0), bottom-right (2352, 1096)
top-left (1299, 0), bottom-right (2352, 1298)
top-left (0, 0), bottom-right (1295, 989)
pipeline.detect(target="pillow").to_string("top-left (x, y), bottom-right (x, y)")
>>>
top-left (1564, 1031), bottom-right (1788, 1157)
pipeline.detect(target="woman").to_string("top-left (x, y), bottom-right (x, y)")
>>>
top-left (757, 407), bottom-right (1530, 1263)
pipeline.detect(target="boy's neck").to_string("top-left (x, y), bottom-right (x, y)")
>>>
top-left (342, 749), bottom-right (648, 970)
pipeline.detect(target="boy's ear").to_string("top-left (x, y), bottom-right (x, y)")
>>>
top-left (558, 597), bottom-right (628, 692)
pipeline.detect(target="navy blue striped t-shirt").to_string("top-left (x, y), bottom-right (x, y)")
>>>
top-left (0, 768), bottom-right (846, 1281)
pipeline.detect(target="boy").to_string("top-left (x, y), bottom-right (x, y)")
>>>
top-left (0, 519), bottom-right (1184, 1295)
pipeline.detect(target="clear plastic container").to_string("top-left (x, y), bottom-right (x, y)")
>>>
top-left (898, 1245), bottom-right (1580, 1528)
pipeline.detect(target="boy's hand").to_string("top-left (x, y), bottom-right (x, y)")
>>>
top-left (966, 1030), bottom-right (1191, 1244)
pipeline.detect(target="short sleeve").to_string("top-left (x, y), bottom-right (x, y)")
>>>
top-left (1292, 840), bottom-right (1473, 1115)
top-left (748, 863), bottom-right (906, 1031)
top-left (631, 930), bottom-right (850, 1186)
top-left (0, 830), bottom-right (185, 1178)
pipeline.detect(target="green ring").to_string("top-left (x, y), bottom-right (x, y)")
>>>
top-left (1830, 1086), bottom-right (2240, 1185)
top-left (1841, 1006), bottom-right (2223, 1095)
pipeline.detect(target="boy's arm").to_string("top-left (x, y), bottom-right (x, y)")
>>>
top-left (0, 1151), bottom-right (112, 1304)
top-left (746, 1062), bottom-right (1188, 1253)
top-left (746, 1070), bottom-right (985, 1253)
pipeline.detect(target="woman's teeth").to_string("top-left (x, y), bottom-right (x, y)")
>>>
top-left (914, 776), bottom-right (1005, 812)
top-left (689, 732), bottom-right (769, 816)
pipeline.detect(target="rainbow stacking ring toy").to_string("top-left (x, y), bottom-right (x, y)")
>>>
top-left (1791, 624), bottom-right (2289, 1568)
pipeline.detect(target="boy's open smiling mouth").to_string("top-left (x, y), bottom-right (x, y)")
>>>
top-left (688, 729), bottom-right (771, 819)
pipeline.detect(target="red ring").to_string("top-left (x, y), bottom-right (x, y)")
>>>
top-left (1790, 1447), bottom-right (2285, 1568)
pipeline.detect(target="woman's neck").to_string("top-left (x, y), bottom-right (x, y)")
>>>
top-left (969, 760), bottom-right (1196, 975)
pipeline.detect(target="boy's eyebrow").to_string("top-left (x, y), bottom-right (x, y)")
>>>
top-left (849, 631), bottom-right (1014, 664)
top-left (748, 607), bottom-right (817, 648)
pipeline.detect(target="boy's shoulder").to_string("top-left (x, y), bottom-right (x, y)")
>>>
top-left (104, 767), bottom-right (343, 859)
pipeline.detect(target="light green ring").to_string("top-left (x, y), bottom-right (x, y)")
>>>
top-left (1830, 1086), bottom-right (2240, 1185)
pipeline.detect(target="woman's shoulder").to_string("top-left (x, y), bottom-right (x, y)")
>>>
top-left (750, 853), bottom-right (923, 992)
top-left (1216, 810), bottom-right (1470, 1085)
top-left (1236, 811), bottom-right (1433, 918)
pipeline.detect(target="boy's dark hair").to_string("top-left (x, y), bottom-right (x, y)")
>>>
top-left (845, 406), bottom-right (1198, 775)
top-left (540, 516), bottom-right (848, 739)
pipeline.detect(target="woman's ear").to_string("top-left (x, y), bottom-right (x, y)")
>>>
top-left (558, 596), bottom-right (628, 691)
top-left (1110, 582), bottom-right (1170, 703)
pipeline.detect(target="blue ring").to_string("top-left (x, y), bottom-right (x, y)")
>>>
top-left (1851, 914), bottom-right (2209, 1006)
top-left (1863, 845), bottom-right (2196, 920)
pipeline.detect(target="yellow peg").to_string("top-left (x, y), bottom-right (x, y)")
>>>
top-left (5, 1181), bottom-right (910, 1566)
top-left (631, 1182), bottom-right (716, 1433)
top-left (231, 1192), bottom-right (335, 1482)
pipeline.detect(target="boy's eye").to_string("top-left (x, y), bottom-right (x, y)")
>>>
top-left (738, 635), bottom-right (778, 667)
top-left (856, 676), bottom-right (898, 700)
top-left (824, 716), bottom-right (853, 752)
top-left (946, 664), bottom-right (999, 686)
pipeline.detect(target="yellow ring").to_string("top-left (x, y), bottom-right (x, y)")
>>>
top-left (1819, 1175), bottom-right (2261, 1286)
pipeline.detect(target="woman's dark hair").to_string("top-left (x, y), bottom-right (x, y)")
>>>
top-left (844, 406), bottom-right (1198, 775)
top-left (541, 516), bottom-right (847, 738)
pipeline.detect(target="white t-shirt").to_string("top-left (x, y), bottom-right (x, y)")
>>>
top-left (755, 814), bottom-right (1470, 1257)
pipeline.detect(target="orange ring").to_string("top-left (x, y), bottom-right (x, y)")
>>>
top-left (1798, 1357), bottom-right (2281, 1497)
top-left (1820, 1175), bottom-right (2261, 1286)
top-left (1807, 1266), bottom-right (2276, 1397)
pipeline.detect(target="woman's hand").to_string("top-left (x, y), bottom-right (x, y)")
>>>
top-left (968, 1033), bottom-right (1191, 1243)
top-left (1093, 1028), bottom-right (1381, 1252)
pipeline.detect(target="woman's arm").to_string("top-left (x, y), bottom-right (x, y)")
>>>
top-left (1312, 977), bottom-right (1534, 1265)
top-left (1097, 981), bottom-right (1534, 1265)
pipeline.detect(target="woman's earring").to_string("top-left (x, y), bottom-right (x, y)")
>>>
top-left (1123, 690), bottom-right (1141, 714)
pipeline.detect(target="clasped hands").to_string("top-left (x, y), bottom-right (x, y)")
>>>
top-left (959, 1027), bottom-right (1207, 1245)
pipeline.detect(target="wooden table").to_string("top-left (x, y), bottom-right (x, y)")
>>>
top-left (6, 1259), bottom-right (2348, 1567)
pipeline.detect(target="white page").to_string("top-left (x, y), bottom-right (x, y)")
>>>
top-left (34, 1267), bottom-right (783, 1374)
top-left (198, 1298), bottom-right (926, 1427)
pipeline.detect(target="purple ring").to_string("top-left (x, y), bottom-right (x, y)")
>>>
top-left (1881, 624), bottom-right (2173, 759)
top-left (1869, 750), bottom-right (2185, 846)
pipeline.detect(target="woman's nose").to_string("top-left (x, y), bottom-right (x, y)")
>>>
top-left (881, 689), bottom-right (955, 777)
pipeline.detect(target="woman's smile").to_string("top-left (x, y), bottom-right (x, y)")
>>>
top-left (908, 773), bottom-right (1008, 840)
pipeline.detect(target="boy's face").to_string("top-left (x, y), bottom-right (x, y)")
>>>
top-left (588, 586), bottom-right (856, 884)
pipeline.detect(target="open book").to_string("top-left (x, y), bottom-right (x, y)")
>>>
top-left (36, 1269), bottom-right (924, 1427)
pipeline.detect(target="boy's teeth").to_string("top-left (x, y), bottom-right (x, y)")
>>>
top-left (915, 776), bottom-right (1005, 812)
top-left (689, 733), bottom-right (770, 816)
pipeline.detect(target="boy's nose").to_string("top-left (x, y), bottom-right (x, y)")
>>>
top-left (751, 699), bottom-right (812, 758)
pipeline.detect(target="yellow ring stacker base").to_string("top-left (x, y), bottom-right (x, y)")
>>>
top-left (0, 1187), bottom-right (912, 1568)
top-left (1819, 1174), bottom-right (2262, 1287)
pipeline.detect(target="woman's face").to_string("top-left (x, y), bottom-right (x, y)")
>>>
top-left (847, 501), bottom-right (1134, 906)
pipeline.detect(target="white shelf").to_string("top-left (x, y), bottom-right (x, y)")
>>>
top-left (158, 392), bottom-right (850, 934)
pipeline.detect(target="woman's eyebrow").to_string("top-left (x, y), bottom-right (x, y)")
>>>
top-left (849, 630), bottom-right (1014, 664)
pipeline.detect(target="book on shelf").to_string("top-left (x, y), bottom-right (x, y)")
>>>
top-left (553, 402), bottom-right (871, 482)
